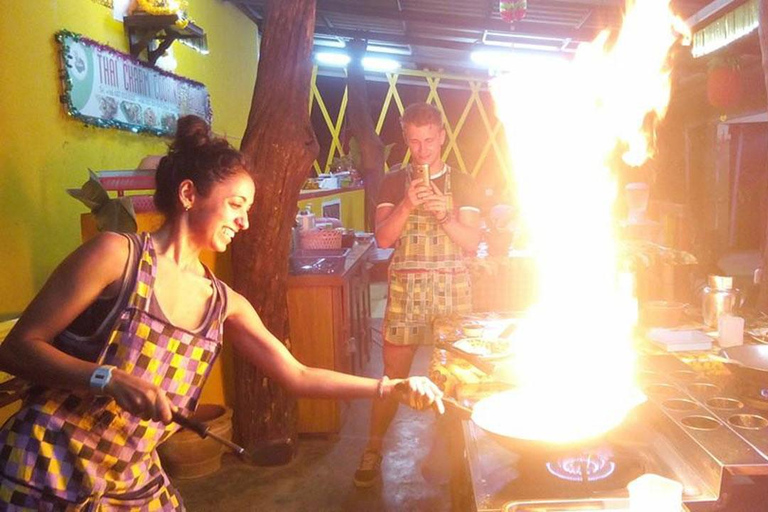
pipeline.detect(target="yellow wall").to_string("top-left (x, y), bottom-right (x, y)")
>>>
top-left (297, 188), bottom-right (366, 232)
top-left (0, 1), bottom-right (257, 319)
top-left (0, 1), bottom-right (257, 411)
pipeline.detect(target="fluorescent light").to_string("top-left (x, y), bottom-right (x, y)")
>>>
top-left (313, 52), bottom-right (401, 71)
top-left (315, 52), bottom-right (351, 67)
top-left (511, 43), bottom-right (560, 53)
top-left (314, 36), bottom-right (346, 49)
top-left (362, 56), bottom-right (401, 72)
top-left (366, 43), bottom-right (412, 56)
top-left (471, 49), bottom-right (514, 69)
top-left (471, 48), bottom-right (566, 71)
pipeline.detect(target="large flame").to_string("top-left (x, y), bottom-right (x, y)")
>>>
top-left (488, 0), bottom-right (689, 443)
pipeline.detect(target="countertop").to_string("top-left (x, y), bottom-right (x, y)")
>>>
top-left (287, 240), bottom-right (374, 287)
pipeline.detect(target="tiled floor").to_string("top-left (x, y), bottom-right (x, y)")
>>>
top-left (174, 284), bottom-right (452, 512)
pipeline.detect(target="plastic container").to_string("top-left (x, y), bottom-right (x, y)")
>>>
top-left (625, 182), bottom-right (650, 223)
top-left (627, 473), bottom-right (683, 512)
top-left (718, 314), bottom-right (744, 348)
top-left (296, 208), bottom-right (315, 232)
top-left (300, 228), bottom-right (342, 250)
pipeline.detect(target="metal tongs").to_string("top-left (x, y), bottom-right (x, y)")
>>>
top-left (171, 410), bottom-right (246, 456)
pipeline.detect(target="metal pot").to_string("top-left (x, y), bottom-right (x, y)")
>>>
top-left (702, 275), bottom-right (743, 328)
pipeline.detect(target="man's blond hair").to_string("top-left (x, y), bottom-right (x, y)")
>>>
top-left (400, 103), bottom-right (443, 130)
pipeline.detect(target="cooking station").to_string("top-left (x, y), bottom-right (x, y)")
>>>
top-left (434, 319), bottom-right (768, 511)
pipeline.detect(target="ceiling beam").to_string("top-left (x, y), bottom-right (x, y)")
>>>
top-left (231, 0), bottom-right (617, 42)
top-left (313, 26), bottom-right (476, 52)
top-left (685, 0), bottom-right (748, 28)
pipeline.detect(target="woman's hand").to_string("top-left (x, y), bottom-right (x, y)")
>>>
top-left (105, 369), bottom-right (174, 424)
top-left (390, 376), bottom-right (445, 414)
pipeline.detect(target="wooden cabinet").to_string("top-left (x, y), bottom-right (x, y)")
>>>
top-left (287, 241), bottom-right (373, 434)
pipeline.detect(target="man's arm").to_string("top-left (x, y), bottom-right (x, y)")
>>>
top-left (423, 182), bottom-right (482, 252)
top-left (437, 207), bottom-right (481, 252)
top-left (374, 178), bottom-right (428, 248)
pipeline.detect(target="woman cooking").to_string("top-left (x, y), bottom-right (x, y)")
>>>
top-left (0, 116), bottom-right (443, 510)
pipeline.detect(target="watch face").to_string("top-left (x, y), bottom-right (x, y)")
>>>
top-left (90, 365), bottom-right (114, 392)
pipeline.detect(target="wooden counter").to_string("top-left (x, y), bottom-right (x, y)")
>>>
top-left (287, 241), bottom-right (373, 434)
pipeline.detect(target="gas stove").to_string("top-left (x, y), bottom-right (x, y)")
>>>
top-left (455, 354), bottom-right (768, 511)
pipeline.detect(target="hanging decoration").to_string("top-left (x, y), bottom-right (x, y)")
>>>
top-left (706, 55), bottom-right (742, 111)
top-left (691, 0), bottom-right (758, 58)
top-left (500, 0), bottom-right (527, 23)
top-left (134, 0), bottom-right (191, 29)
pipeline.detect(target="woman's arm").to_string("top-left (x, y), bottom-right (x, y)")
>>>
top-left (224, 291), bottom-right (443, 409)
top-left (0, 233), bottom-right (129, 387)
top-left (0, 233), bottom-right (175, 423)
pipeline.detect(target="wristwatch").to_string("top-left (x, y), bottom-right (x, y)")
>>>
top-left (90, 365), bottom-right (116, 394)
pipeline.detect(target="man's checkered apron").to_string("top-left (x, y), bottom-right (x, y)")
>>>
top-left (384, 166), bottom-right (472, 346)
top-left (0, 233), bottom-right (226, 511)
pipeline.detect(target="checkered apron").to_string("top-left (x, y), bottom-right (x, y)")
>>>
top-left (0, 233), bottom-right (225, 511)
top-left (383, 166), bottom-right (472, 345)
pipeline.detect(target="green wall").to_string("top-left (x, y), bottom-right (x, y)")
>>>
top-left (0, 1), bottom-right (258, 318)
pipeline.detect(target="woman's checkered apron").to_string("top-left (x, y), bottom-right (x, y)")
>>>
top-left (383, 166), bottom-right (472, 346)
top-left (0, 233), bottom-right (226, 511)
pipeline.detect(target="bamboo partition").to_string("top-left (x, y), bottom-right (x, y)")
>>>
top-left (308, 66), bottom-right (513, 192)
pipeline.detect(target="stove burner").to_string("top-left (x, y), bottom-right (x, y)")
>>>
top-left (545, 453), bottom-right (616, 483)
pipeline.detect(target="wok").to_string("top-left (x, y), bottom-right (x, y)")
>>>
top-left (442, 390), bottom-right (645, 455)
top-left (719, 345), bottom-right (768, 394)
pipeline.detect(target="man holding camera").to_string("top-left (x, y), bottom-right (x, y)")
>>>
top-left (354, 102), bottom-right (482, 487)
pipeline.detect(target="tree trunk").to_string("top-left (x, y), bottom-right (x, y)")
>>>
top-left (347, 39), bottom-right (386, 231)
top-left (756, 2), bottom-right (768, 312)
top-left (230, 0), bottom-right (319, 458)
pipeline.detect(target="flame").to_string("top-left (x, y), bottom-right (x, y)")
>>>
top-left (487, 0), bottom-right (689, 443)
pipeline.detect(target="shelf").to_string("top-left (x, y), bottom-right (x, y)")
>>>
top-left (124, 14), bottom-right (206, 66)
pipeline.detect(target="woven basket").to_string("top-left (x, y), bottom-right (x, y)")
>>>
top-left (300, 229), bottom-right (342, 250)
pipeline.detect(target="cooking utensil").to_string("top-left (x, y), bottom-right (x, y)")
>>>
top-left (498, 320), bottom-right (519, 339)
top-left (172, 411), bottom-right (296, 466)
top-left (640, 300), bottom-right (686, 328)
top-left (442, 392), bottom-right (643, 454)
top-left (172, 410), bottom-right (245, 456)
top-left (717, 345), bottom-right (768, 387)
